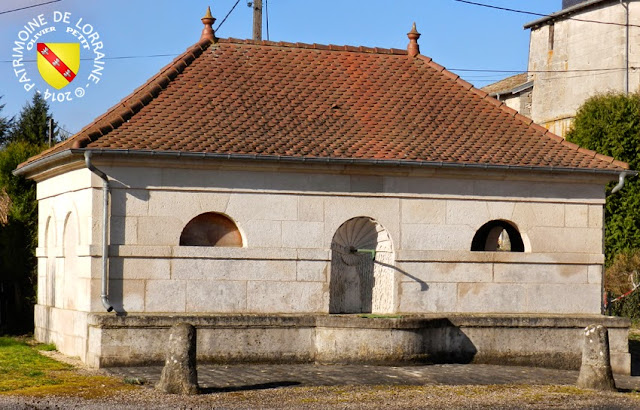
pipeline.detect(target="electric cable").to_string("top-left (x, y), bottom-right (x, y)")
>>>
top-left (265, 0), bottom-right (270, 41)
top-left (216, 0), bottom-right (242, 31)
top-left (0, 0), bottom-right (62, 16)
top-left (3, 55), bottom-right (638, 76)
top-left (452, 0), bottom-right (640, 28)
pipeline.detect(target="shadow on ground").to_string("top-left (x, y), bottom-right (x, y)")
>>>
top-left (200, 381), bottom-right (301, 394)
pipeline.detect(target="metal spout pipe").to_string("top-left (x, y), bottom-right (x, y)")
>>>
top-left (611, 171), bottom-right (628, 194)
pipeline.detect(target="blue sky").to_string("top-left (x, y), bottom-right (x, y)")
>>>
top-left (0, 0), bottom-right (559, 135)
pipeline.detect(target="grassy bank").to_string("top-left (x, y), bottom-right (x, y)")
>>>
top-left (0, 337), bottom-right (136, 398)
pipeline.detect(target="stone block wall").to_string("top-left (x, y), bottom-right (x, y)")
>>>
top-left (34, 169), bottom-right (98, 359)
top-left (98, 164), bottom-right (605, 316)
top-left (86, 314), bottom-right (631, 374)
top-left (34, 161), bottom-right (611, 361)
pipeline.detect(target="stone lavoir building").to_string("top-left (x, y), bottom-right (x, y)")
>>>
top-left (15, 10), bottom-right (635, 372)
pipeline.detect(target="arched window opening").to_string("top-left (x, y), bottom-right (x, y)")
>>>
top-left (471, 220), bottom-right (524, 252)
top-left (179, 212), bottom-right (242, 247)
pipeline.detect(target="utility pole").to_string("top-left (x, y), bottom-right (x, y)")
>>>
top-left (48, 118), bottom-right (53, 147)
top-left (252, 0), bottom-right (262, 41)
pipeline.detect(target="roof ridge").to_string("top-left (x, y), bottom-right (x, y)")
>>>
top-left (25, 38), bottom-right (213, 163)
top-left (414, 54), bottom-right (628, 171)
top-left (217, 37), bottom-right (407, 55)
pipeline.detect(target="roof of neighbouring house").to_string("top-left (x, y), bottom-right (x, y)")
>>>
top-left (524, 0), bottom-right (612, 29)
top-left (481, 73), bottom-right (532, 97)
top-left (16, 13), bottom-right (629, 175)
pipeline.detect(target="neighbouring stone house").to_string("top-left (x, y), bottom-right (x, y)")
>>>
top-left (482, 73), bottom-right (533, 119)
top-left (15, 11), bottom-right (635, 371)
top-left (485, 0), bottom-right (640, 137)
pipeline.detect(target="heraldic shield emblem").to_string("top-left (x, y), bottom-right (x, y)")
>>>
top-left (36, 43), bottom-right (80, 90)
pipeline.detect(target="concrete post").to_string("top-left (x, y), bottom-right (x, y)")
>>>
top-left (156, 323), bottom-right (199, 395)
top-left (576, 324), bottom-right (616, 391)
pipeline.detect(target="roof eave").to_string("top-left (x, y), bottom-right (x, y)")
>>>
top-left (524, 0), bottom-right (612, 29)
top-left (13, 149), bottom-right (78, 177)
top-left (490, 81), bottom-right (534, 99)
top-left (14, 148), bottom-right (633, 180)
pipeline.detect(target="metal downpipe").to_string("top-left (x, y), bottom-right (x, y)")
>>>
top-left (84, 151), bottom-right (114, 312)
top-left (602, 171), bottom-right (631, 313)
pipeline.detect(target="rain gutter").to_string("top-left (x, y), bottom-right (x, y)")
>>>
top-left (13, 148), bottom-right (637, 178)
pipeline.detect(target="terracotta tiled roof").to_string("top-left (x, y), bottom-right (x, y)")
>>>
top-left (18, 37), bottom-right (628, 172)
top-left (482, 73), bottom-right (530, 95)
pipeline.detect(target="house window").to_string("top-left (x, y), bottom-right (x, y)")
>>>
top-left (179, 212), bottom-right (242, 247)
top-left (471, 220), bottom-right (524, 252)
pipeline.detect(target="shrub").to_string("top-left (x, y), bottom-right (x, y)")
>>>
top-left (607, 250), bottom-right (640, 319)
top-left (565, 93), bottom-right (640, 266)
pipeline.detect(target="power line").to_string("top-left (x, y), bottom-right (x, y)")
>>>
top-left (450, 67), bottom-right (635, 74)
top-left (265, 0), bottom-right (270, 41)
top-left (0, 0), bottom-right (61, 16)
top-left (475, 68), bottom-right (628, 84)
top-left (2, 54), bottom-right (637, 76)
top-left (55, 124), bottom-right (74, 136)
top-left (216, 0), bottom-right (241, 32)
top-left (452, 0), bottom-right (640, 29)
top-left (59, 128), bottom-right (74, 136)
top-left (452, 0), bottom-right (543, 18)
top-left (0, 54), bottom-right (177, 63)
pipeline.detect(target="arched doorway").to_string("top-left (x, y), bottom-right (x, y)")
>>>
top-left (329, 217), bottom-right (396, 314)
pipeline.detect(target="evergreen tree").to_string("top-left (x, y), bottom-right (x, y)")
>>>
top-left (0, 96), bottom-right (13, 146)
top-left (0, 141), bottom-right (46, 333)
top-left (0, 94), bottom-right (51, 333)
top-left (10, 92), bottom-right (57, 145)
top-left (565, 92), bottom-right (640, 266)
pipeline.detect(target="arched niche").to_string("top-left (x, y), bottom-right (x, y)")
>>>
top-left (179, 212), bottom-right (243, 247)
top-left (471, 220), bottom-right (525, 252)
top-left (45, 216), bottom-right (57, 307)
top-left (62, 212), bottom-right (79, 257)
top-left (62, 212), bottom-right (79, 310)
top-left (329, 217), bottom-right (396, 314)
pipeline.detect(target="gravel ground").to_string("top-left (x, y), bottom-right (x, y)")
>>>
top-left (3, 354), bottom-right (640, 409)
top-left (1, 383), bottom-right (640, 409)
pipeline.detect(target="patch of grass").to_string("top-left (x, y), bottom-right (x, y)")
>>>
top-left (0, 337), bottom-right (70, 393)
top-left (35, 343), bottom-right (57, 352)
top-left (0, 337), bottom-right (137, 398)
top-left (123, 376), bottom-right (147, 385)
top-left (9, 372), bottom-right (136, 399)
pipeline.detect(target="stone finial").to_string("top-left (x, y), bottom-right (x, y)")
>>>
top-left (156, 323), bottom-right (199, 395)
top-left (407, 22), bottom-right (421, 57)
top-left (576, 325), bottom-right (616, 391)
top-left (200, 6), bottom-right (216, 42)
